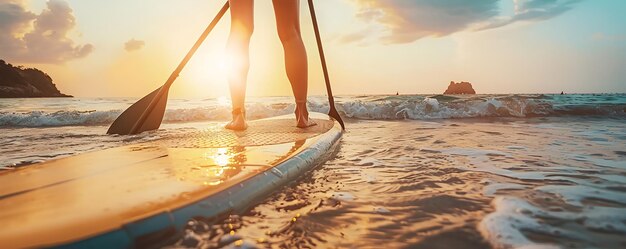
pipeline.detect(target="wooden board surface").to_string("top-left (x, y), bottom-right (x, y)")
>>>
top-left (0, 113), bottom-right (341, 248)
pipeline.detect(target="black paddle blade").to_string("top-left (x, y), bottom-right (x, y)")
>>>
top-left (328, 107), bottom-right (345, 130)
top-left (107, 87), bottom-right (169, 135)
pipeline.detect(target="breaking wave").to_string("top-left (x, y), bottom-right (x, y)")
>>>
top-left (0, 94), bottom-right (624, 127)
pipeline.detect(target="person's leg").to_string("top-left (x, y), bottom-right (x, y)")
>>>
top-left (272, 0), bottom-right (316, 128)
top-left (226, 0), bottom-right (254, 130)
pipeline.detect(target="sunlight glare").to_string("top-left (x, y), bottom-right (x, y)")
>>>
top-left (221, 50), bottom-right (244, 76)
top-left (217, 96), bottom-right (230, 106)
top-left (213, 148), bottom-right (230, 167)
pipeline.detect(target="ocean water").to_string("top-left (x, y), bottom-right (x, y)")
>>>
top-left (1, 94), bottom-right (625, 248)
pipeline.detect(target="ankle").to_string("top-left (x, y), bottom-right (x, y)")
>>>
top-left (295, 100), bottom-right (309, 111)
top-left (232, 107), bottom-right (246, 118)
top-left (233, 106), bottom-right (246, 112)
top-left (295, 100), bottom-right (307, 106)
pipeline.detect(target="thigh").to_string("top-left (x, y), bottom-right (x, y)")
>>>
top-left (229, 0), bottom-right (254, 33)
top-left (272, 0), bottom-right (300, 36)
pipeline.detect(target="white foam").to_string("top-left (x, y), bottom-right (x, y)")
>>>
top-left (373, 207), bottom-right (390, 213)
top-left (483, 182), bottom-right (527, 196)
top-left (2, 94), bottom-right (622, 127)
top-left (356, 158), bottom-right (381, 167)
top-left (480, 197), bottom-right (572, 249)
top-left (482, 194), bottom-right (626, 249)
top-left (363, 173), bottom-right (377, 183)
top-left (0, 110), bottom-right (120, 127)
top-left (330, 192), bottom-right (355, 202)
top-left (437, 142), bottom-right (626, 248)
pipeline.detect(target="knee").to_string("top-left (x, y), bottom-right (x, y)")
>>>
top-left (242, 23), bottom-right (254, 40)
top-left (231, 21), bottom-right (254, 41)
top-left (277, 28), bottom-right (301, 44)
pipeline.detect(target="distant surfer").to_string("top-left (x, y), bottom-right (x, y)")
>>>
top-left (225, 0), bottom-right (316, 130)
top-left (561, 91), bottom-right (564, 95)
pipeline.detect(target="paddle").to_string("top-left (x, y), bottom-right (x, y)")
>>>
top-left (307, 0), bottom-right (345, 130)
top-left (107, 2), bottom-right (230, 135)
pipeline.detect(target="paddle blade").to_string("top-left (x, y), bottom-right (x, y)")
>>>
top-left (107, 87), bottom-right (169, 135)
top-left (328, 107), bottom-right (345, 130)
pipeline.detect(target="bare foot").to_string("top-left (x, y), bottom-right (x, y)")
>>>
top-left (295, 103), bottom-right (317, 128)
top-left (225, 109), bottom-right (248, 131)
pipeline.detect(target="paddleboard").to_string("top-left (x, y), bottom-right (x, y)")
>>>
top-left (0, 113), bottom-right (342, 248)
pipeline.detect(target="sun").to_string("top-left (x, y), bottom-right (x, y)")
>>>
top-left (177, 51), bottom-right (231, 98)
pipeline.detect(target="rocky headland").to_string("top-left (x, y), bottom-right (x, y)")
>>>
top-left (444, 81), bottom-right (476, 94)
top-left (0, 60), bottom-right (71, 98)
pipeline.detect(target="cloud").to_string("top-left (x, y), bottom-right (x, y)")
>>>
top-left (345, 0), bottom-right (583, 44)
top-left (0, 0), bottom-right (93, 63)
top-left (339, 29), bottom-right (371, 44)
top-left (124, 39), bottom-right (145, 52)
top-left (482, 0), bottom-right (582, 29)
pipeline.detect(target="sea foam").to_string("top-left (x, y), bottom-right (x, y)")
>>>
top-left (1, 94), bottom-right (624, 127)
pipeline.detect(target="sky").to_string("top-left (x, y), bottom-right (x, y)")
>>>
top-left (1, 0), bottom-right (625, 98)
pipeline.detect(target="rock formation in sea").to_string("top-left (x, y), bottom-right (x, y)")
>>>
top-left (0, 60), bottom-right (72, 98)
top-left (444, 81), bottom-right (476, 94)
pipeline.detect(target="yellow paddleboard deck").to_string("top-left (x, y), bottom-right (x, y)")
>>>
top-left (0, 113), bottom-right (342, 248)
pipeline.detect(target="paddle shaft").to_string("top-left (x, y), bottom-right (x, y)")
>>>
top-left (307, 0), bottom-right (345, 130)
top-left (130, 2), bottom-right (230, 134)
